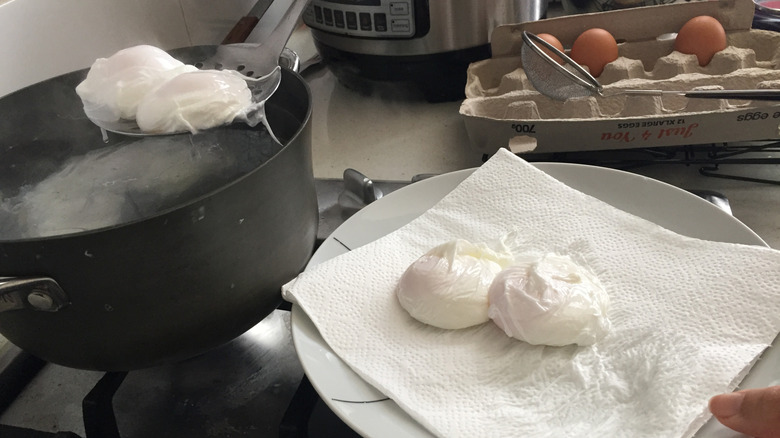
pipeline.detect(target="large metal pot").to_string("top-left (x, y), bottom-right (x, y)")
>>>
top-left (0, 47), bottom-right (317, 371)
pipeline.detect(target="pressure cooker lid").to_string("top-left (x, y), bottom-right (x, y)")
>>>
top-left (0, 47), bottom-right (285, 241)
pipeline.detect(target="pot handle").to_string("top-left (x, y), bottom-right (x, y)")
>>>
top-left (0, 277), bottom-right (70, 313)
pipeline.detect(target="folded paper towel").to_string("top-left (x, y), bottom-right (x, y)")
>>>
top-left (283, 149), bottom-right (780, 438)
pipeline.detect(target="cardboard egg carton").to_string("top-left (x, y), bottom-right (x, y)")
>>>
top-left (460, 0), bottom-right (780, 154)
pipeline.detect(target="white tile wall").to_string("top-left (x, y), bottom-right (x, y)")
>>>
top-left (180, 0), bottom-right (257, 45)
top-left (0, 0), bottom-right (257, 97)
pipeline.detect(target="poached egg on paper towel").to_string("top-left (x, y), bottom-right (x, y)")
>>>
top-left (395, 239), bottom-right (515, 330)
top-left (396, 235), bottom-right (611, 346)
top-left (487, 252), bottom-right (611, 347)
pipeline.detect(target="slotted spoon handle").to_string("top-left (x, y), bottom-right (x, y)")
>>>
top-left (254, 0), bottom-right (311, 70)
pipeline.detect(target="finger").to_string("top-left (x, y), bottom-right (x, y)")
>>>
top-left (709, 386), bottom-right (780, 438)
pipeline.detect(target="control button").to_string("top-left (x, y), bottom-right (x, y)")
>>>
top-left (390, 2), bottom-right (410, 15)
top-left (391, 18), bottom-right (410, 33)
top-left (304, 5), bottom-right (316, 24)
top-left (314, 5), bottom-right (323, 23)
top-left (323, 7), bottom-right (333, 26)
top-left (346, 11), bottom-right (358, 30)
top-left (373, 13), bottom-right (387, 32)
top-left (359, 12), bottom-right (372, 31)
top-left (334, 10), bottom-right (345, 28)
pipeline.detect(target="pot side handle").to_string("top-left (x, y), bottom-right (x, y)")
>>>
top-left (0, 277), bottom-right (70, 313)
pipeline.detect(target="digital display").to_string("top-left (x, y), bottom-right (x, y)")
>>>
top-left (322, 0), bottom-right (381, 5)
top-left (305, 0), bottom-right (417, 38)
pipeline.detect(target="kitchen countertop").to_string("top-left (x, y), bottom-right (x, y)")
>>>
top-left (301, 63), bottom-right (780, 250)
top-left (305, 65), bottom-right (485, 181)
top-left (280, 0), bottom-right (780, 252)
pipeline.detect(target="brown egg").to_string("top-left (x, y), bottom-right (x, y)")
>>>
top-left (570, 28), bottom-right (619, 77)
top-left (674, 16), bottom-right (727, 66)
top-left (536, 33), bottom-right (565, 64)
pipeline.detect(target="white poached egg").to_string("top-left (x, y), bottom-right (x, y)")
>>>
top-left (487, 253), bottom-right (610, 346)
top-left (135, 70), bottom-right (253, 134)
top-left (75, 45), bottom-right (197, 122)
top-left (395, 239), bottom-right (515, 330)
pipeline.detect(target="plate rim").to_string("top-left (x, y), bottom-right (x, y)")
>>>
top-left (292, 162), bottom-right (767, 437)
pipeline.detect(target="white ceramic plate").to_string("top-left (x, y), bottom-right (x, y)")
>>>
top-left (292, 163), bottom-right (776, 438)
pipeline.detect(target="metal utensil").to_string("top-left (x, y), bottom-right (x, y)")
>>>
top-left (521, 31), bottom-right (780, 101)
top-left (88, 0), bottom-right (310, 137)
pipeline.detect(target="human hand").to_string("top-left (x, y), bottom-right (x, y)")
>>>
top-left (709, 386), bottom-right (780, 438)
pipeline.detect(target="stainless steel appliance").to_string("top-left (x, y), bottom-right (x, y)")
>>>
top-left (302, 0), bottom-right (548, 101)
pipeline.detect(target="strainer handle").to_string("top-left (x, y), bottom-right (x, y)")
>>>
top-left (682, 89), bottom-right (780, 101)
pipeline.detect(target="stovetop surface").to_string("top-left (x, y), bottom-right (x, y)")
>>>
top-left (3, 311), bottom-right (303, 437)
top-left (0, 160), bottom-right (752, 437)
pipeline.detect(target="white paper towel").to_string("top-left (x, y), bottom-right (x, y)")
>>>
top-left (283, 149), bottom-right (780, 438)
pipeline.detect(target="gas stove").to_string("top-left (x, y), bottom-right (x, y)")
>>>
top-left (0, 161), bottom-right (742, 438)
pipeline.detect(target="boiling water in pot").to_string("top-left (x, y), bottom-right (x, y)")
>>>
top-left (0, 42), bottom-right (314, 241)
top-left (0, 63), bottom-right (316, 371)
top-left (0, 125), bottom-right (282, 239)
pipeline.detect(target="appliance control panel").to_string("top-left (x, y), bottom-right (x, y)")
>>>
top-left (303, 0), bottom-right (417, 38)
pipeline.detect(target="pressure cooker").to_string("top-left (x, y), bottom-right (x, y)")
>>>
top-left (302, 0), bottom-right (548, 101)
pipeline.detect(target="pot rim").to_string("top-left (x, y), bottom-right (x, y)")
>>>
top-left (0, 61), bottom-right (312, 244)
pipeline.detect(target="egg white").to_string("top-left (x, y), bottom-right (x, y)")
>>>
top-left (395, 239), bottom-right (515, 330)
top-left (76, 45), bottom-right (197, 121)
top-left (487, 253), bottom-right (610, 346)
top-left (135, 70), bottom-right (253, 134)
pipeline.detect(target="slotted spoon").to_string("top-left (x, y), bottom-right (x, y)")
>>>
top-left (521, 31), bottom-right (780, 101)
top-left (88, 0), bottom-right (310, 137)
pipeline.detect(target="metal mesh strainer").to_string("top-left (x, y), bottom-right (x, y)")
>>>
top-left (520, 31), bottom-right (780, 101)
top-left (521, 31), bottom-right (602, 100)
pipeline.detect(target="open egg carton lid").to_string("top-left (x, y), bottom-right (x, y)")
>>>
top-left (460, 0), bottom-right (780, 154)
